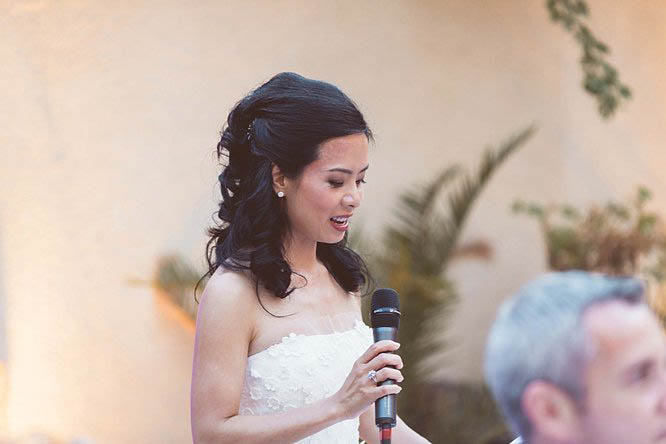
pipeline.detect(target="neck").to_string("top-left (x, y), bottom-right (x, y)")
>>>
top-left (283, 231), bottom-right (319, 275)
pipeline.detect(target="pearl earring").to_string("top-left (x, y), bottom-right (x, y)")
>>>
top-left (277, 191), bottom-right (285, 198)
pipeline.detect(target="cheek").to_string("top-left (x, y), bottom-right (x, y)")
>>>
top-left (584, 385), bottom-right (658, 427)
top-left (298, 186), bottom-right (339, 220)
top-left (581, 398), bottom-right (659, 444)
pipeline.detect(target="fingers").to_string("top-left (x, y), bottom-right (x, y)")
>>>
top-left (365, 350), bottom-right (403, 371)
top-left (338, 342), bottom-right (405, 420)
top-left (373, 367), bottom-right (403, 384)
top-left (377, 383), bottom-right (402, 397)
top-left (359, 340), bottom-right (400, 364)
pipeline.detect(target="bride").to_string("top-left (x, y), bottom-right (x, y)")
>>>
top-left (191, 72), bottom-right (429, 443)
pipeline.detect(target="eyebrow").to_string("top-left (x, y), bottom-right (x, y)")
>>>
top-left (326, 165), bottom-right (370, 174)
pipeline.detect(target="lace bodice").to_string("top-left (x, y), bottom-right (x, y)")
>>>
top-left (238, 319), bottom-right (374, 443)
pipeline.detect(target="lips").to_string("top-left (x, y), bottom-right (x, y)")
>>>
top-left (330, 214), bottom-right (352, 231)
top-left (330, 216), bottom-right (349, 224)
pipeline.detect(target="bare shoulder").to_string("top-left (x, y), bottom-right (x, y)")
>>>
top-left (200, 267), bottom-right (256, 305)
top-left (196, 268), bottom-right (258, 340)
top-left (191, 267), bottom-right (261, 433)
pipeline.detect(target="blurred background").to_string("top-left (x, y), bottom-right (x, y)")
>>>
top-left (2, 0), bottom-right (666, 442)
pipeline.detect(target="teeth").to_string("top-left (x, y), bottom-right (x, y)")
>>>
top-left (331, 217), bottom-right (348, 224)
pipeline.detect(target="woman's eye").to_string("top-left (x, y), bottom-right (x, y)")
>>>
top-left (629, 363), bottom-right (654, 384)
top-left (328, 178), bottom-right (366, 187)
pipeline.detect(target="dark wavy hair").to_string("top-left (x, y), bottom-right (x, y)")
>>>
top-left (200, 72), bottom-right (373, 308)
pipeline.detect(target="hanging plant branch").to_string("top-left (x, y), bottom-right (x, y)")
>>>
top-left (546, 0), bottom-right (632, 118)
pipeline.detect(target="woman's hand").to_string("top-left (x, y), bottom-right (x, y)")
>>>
top-left (331, 340), bottom-right (404, 421)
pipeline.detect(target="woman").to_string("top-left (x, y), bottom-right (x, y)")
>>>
top-left (191, 72), bottom-right (429, 443)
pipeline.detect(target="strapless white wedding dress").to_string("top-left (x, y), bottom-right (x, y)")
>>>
top-left (239, 319), bottom-right (373, 443)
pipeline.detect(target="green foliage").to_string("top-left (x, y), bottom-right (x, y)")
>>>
top-left (513, 186), bottom-right (666, 279)
top-left (405, 381), bottom-right (511, 444)
top-left (359, 126), bottom-right (534, 442)
top-left (153, 254), bottom-right (202, 318)
top-left (546, 0), bottom-right (632, 118)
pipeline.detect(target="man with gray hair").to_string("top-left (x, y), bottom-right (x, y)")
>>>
top-left (484, 270), bottom-right (666, 444)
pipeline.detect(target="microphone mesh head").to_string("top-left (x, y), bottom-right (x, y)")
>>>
top-left (371, 288), bottom-right (400, 311)
top-left (371, 288), bottom-right (400, 329)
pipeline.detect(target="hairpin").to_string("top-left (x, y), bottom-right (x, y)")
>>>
top-left (246, 121), bottom-right (254, 142)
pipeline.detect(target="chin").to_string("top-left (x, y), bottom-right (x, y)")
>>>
top-left (320, 233), bottom-right (346, 245)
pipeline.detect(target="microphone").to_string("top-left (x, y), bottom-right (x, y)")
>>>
top-left (370, 288), bottom-right (400, 444)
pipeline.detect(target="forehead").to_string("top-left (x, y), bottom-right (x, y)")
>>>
top-left (309, 133), bottom-right (369, 170)
top-left (583, 301), bottom-right (665, 369)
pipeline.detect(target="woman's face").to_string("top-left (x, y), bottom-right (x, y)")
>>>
top-left (282, 132), bottom-right (369, 245)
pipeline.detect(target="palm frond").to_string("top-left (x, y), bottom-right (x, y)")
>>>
top-left (389, 166), bottom-right (462, 254)
top-left (436, 125), bottom-right (536, 269)
top-left (450, 239), bottom-right (493, 261)
top-left (371, 126), bottom-right (535, 438)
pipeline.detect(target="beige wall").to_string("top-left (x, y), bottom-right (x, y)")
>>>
top-left (2, 0), bottom-right (666, 442)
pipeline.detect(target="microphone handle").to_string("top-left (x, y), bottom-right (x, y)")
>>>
top-left (373, 326), bottom-right (398, 428)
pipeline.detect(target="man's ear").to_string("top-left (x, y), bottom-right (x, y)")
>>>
top-left (522, 380), bottom-right (580, 442)
top-left (272, 163), bottom-right (287, 196)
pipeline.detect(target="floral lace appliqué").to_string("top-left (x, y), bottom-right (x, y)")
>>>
top-left (238, 319), bottom-right (373, 443)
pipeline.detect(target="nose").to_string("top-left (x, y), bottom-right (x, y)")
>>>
top-left (342, 187), bottom-right (361, 209)
top-left (658, 389), bottom-right (666, 415)
top-left (657, 366), bottom-right (666, 414)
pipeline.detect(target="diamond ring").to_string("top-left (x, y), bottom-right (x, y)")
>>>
top-left (367, 369), bottom-right (378, 383)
